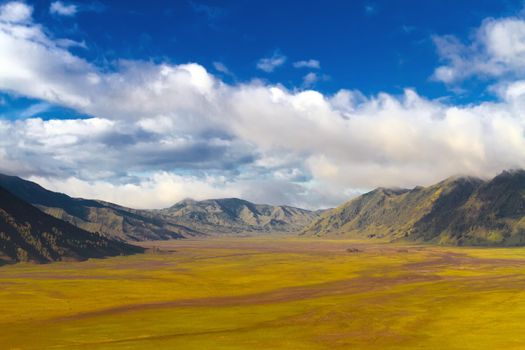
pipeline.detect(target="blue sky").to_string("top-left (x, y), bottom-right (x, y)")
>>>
top-left (8, 0), bottom-right (521, 103)
top-left (1, 0), bottom-right (525, 209)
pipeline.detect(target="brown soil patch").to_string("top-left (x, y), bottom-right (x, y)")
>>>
top-left (52, 273), bottom-right (442, 322)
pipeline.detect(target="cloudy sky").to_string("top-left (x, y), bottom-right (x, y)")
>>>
top-left (0, 0), bottom-right (525, 209)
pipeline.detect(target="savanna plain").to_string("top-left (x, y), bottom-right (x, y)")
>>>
top-left (2, 237), bottom-right (525, 350)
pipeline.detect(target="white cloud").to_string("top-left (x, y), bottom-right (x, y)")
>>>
top-left (0, 3), bottom-right (524, 209)
top-left (302, 72), bottom-right (318, 87)
top-left (55, 38), bottom-right (87, 49)
top-left (433, 16), bottom-right (525, 83)
top-left (301, 72), bottom-right (329, 87)
top-left (19, 102), bottom-right (51, 118)
top-left (0, 1), bottom-right (32, 23)
top-left (212, 61), bottom-right (231, 75)
top-left (50, 1), bottom-right (77, 16)
top-left (0, 12), bottom-right (95, 107)
top-left (227, 85), bottom-right (525, 190)
top-left (293, 59), bottom-right (320, 69)
top-left (256, 52), bottom-right (286, 72)
top-left (30, 172), bottom-right (241, 209)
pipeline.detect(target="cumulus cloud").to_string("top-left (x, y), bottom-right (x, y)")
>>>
top-left (433, 15), bottom-right (525, 83)
top-left (293, 59), bottom-right (320, 69)
top-left (0, 2), bottom-right (525, 209)
top-left (0, 1), bottom-right (32, 23)
top-left (256, 52), bottom-right (286, 72)
top-left (30, 172), bottom-right (241, 209)
top-left (50, 1), bottom-right (77, 16)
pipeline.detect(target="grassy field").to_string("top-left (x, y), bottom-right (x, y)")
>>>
top-left (2, 237), bottom-right (525, 349)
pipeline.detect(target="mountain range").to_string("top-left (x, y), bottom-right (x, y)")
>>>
top-left (0, 186), bottom-right (143, 263)
top-left (1, 169), bottom-right (524, 259)
top-left (0, 174), bottom-right (197, 241)
top-left (0, 174), bottom-right (320, 240)
top-left (157, 198), bottom-right (319, 234)
top-left (302, 170), bottom-right (525, 246)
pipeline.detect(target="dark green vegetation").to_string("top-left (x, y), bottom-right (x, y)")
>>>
top-left (303, 170), bottom-right (525, 246)
top-left (158, 198), bottom-right (319, 234)
top-left (0, 187), bottom-right (144, 263)
top-left (0, 174), bottom-right (320, 240)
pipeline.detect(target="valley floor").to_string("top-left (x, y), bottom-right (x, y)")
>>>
top-left (2, 237), bottom-right (525, 349)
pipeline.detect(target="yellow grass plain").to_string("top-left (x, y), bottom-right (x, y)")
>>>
top-left (2, 237), bottom-right (525, 349)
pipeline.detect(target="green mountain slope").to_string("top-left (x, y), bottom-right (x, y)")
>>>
top-left (302, 170), bottom-right (525, 246)
top-left (0, 174), bottom-right (198, 241)
top-left (158, 198), bottom-right (320, 234)
top-left (0, 187), bottom-right (144, 263)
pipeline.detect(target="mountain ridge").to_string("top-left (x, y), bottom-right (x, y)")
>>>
top-left (301, 170), bottom-right (525, 246)
top-left (0, 174), bottom-right (320, 239)
top-left (0, 186), bottom-right (143, 263)
top-left (0, 174), bottom-right (198, 241)
top-left (157, 197), bottom-right (320, 234)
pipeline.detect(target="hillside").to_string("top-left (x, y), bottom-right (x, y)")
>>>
top-left (0, 187), bottom-right (143, 263)
top-left (0, 174), bottom-right (198, 241)
top-left (302, 170), bottom-right (525, 246)
top-left (0, 174), bottom-right (319, 239)
top-left (157, 198), bottom-right (320, 234)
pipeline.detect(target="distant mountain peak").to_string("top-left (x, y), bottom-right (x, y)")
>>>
top-left (438, 174), bottom-right (484, 186)
top-left (492, 169), bottom-right (525, 182)
top-left (173, 198), bottom-right (197, 206)
top-left (161, 197), bottom-right (319, 234)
